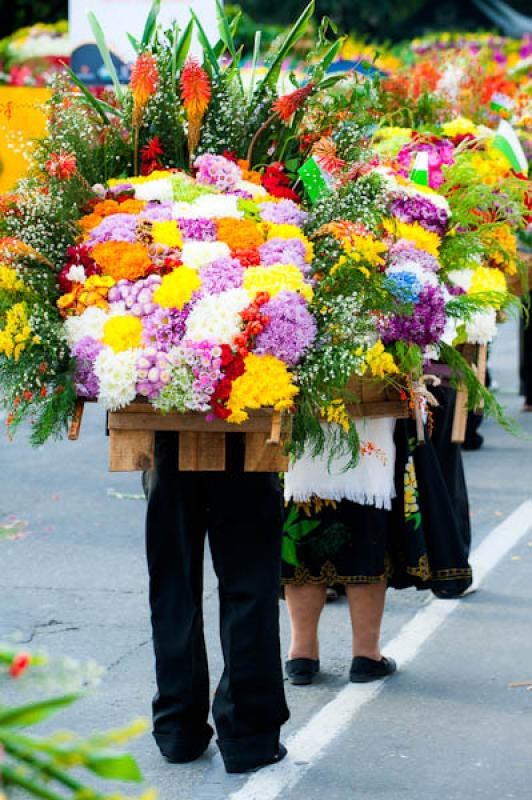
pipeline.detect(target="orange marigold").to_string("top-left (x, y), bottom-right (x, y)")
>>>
top-left (216, 218), bottom-right (264, 250)
top-left (91, 241), bottom-right (152, 282)
top-left (93, 198), bottom-right (146, 217)
top-left (78, 213), bottom-right (104, 233)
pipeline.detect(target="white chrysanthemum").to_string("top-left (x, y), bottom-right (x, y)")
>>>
top-left (192, 194), bottom-right (243, 219)
top-left (466, 309), bottom-right (498, 345)
top-left (64, 307), bottom-right (109, 347)
top-left (447, 268), bottom-right (474, 292)
top-left (181, 241), bottom-right (231, 271)
top-left (93, 347), bottom-right (138, 410)
top-left (237, 179), bottom-right (268, 199)
top-left (66, 265), bottom-right (86, 284)
top-left (386, 263), bottom-right (438, 287)
top-left (185, 288), bottom-right (251, 343)
top-left (134, 178), bottom-right (174, 202)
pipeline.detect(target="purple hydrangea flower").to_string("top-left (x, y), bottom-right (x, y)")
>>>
top-left (259, 238), bottom-right (309, 273)
top-left (379, 284), bottom-right (447, 347)
top-left (254, 291), bottom-right (317, 366)
top-left (388, 243), bottom-right (441, 273)
top-left (391, 194), bottom-right (449, 236)
top-left (86, 214), bottom-right (139, 245)
top-left (72, 336), bottom-right (103, 399)
top-left (136, 348), bottom-right (172, 399)
top-left (199, 257), bottom-right (244, 295)
top-left (259, 199), bottom-right (307, 227)
top-left (176, 218), bottom-right (217, 241)
top-left (108, 274), bottom-right (161, 316)
top-left (142, 306), bottom-right (190, 351)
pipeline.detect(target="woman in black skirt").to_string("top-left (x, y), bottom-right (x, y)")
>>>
top-left (282, 418), bottom-right (473, 686)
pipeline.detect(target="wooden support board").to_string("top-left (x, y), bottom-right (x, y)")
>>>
top-left (451, 343), bottom-right (488, 443)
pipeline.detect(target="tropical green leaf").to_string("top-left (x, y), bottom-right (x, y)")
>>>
top-left (86, 751), bottom-right (143, 782)
top-left (88, 11), bottom-right (123, 98)
top-left (127, 33), bottom-right (141, 55)
top-left (63, 66), bottom-right (124, 122)
top-left (140, 0), bottom-right (161, 50)
top-left (247, 30), bottom-right (262, 101)
top-left (190, 11), bottom-right (221, 75)
top-left (0, 695), bottom-right (80, 728)
top-left (259, 1), bottom-right (315, 91)
top-left (216, 0), bottom-right (237, 59)
top-left (173, 19), bottom-right (194, 79)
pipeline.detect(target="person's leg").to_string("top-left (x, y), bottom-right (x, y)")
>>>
top-left (346, 583), bottom-right (386, 661)
top-left (145, 433), bottom-right (212, 762)
top-left (285, 584), bottom-right (326, 660)
top-left (207, 469), bottom-right (289, 773)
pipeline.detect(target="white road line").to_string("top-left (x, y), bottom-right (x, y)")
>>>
top-left (229, 499), bottom-right (532, 800)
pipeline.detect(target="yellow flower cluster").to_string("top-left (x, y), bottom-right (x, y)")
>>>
top-left (264, 223), bottom-right (314, 261)
top-left (153, 266), bottom-right (201, 310)
top-left (364, 340), bottom-right (400, 378)
top-left (332, 234), bottom-right (388, 276)
top-left (482, 224), bottom-right (517, 275)
top-left (469, 266), bottom-right (507, 305)
top-left (469, 148), bottom-right (512, 184)
top-left (57, 275), bottom-right (115, 315)
top-left (0, 264), bottom-right (23, 292)
top-left (152, 220), bottom-right (184, 249)
top-left (226, 353), bottom-right (299, 423)
top-left (0, 302), bottom-right (32, 361)
top-left (243, 263), bottom-right (313, 302)
top-left (441, 117), bottom-right (479, 137)
top-left (383, 218), bottom-right (441, 257)
top-left (102, 315), bottom-right (143, 352)
top-left (108, 170), bottom-right (174, 187)
top-left (321, 399), bottom-right (350, 433)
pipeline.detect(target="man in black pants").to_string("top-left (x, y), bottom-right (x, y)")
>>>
top-left (144, 432), bottom-right (289, 774)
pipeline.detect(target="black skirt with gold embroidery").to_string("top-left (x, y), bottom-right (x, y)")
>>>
top-left (281, 420), bottom-right (472, 593)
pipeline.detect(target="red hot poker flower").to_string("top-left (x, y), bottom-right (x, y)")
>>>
top-left (180, 58), bottom-right (211, 155)
top-left (131, 53), bottom-right (159, 122)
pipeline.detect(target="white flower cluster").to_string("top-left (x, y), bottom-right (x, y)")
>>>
top-left (93, 349), bottom-right (138, 410)
top-left (181, 241), bottom-right (231, 270)
top-left (185, 288), bottom-right (251, 343)
top-left (465, 309), bottom-right (498, 345)
top-left (134, 178), bottom-right (175, 203)
top-left (64, 307), bottom-right (109, 347)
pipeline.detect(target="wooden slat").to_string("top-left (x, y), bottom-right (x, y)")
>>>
top-left (345, 400), bottom-right (409, 419)
top-left (109, 430), bottom-right (154, 472)
top-left (68, 399), bottom-right (85, 441)
top-left (178, 431), bottom-right (226, 471)
top-left (107, 410), bottom-right (274, 433)
top-left (244, 433), bottom-right (289, 472)
top-left (451, 387), bottom-right (468, 443)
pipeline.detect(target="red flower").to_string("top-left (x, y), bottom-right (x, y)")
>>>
top-left (45, 150), bottom-right (77, 181)
top-left (131, 53), bottom-right (159, 118)
top-left (141, 136), bottom-right (165, 175)
top-left (272, 82), bottom-right (316, 122)
top-left (9, 652), bottom-right (31, 678)
top-left (223, 150), bottom-right (238, 163)
top-left (261, 162), bottom-right (300, 202)
top-left (231, 247), bottom-right (261, 268)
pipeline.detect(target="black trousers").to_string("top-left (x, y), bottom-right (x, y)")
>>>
top-left (145, 432), bottom-right (289, 771)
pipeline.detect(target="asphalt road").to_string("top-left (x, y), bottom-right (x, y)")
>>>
top-left (1, 316), bottom-right (531, 800)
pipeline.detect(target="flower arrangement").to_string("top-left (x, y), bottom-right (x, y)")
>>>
top-left (0, 22), bottom-right (70, 87)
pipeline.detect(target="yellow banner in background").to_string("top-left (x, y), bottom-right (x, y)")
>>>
top-left (0, 87), bottom-right (51, 192)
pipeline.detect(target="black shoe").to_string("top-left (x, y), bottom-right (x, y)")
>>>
top-left (462, 434), bottom-right (484, 451)
top-left (285, 658), bottom-right (320, 686)
top-left (225, 744), bottom-right (288, 774)
top-left (350, 656), bottom-right (397, 683)
top-left (155, 728), bottom-right (213, 764)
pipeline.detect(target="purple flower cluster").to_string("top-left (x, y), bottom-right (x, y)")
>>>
top-left (142, 306), bottom-right (190, 351)
top-left (72, 336), bottom-right (103, 398)
top-left (194, 154), bottom-right (242, 192)
top-left (141, 202), bottom-right (175, 222)
top-left (391, 194), bottom-right (449, 236)
top-left (176, 218), bottom-right (217, 241)
top-left (255, 291), bottom-right (317, 366)
top-left (259, 200), bottom-right (308, 227)
top-left (388, 244), bottom-right (440, 273)
top-left (259, 238), bottom-right (309, 273)
top-left (200, 257), bottom-right (244, 295)
top-left (136, 348), bottom-right (172, 399)
top-left (86, 214), bottom-right (139, 245)
top-left (380, 284), bottom-right (447, 347)
top-left (179, 341), bottom-right (225, 405)
top-left (108, 275), bottom-right (162, 316)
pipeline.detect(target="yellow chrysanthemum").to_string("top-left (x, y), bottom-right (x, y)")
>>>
top-left (481, 224), bottom-right (518, 275)
top-left (152, 266), bottom-right (201, 310)
top-left (107, 170), bottom-right (173, 187)
top-left (152, 220), bottom-right (184, 249)
top-left (332, 234), bottom-right (387, 274)
top-left (441, 117), bottom-right (479, 137)
top-left (383, 218), bottom-right (441, 257)
top-left (0, 302), bottom-right (32, 360)
top-left (264, 223), bottom-right (314, 261)
top-left (243, 263), bottom-right (313, 302)
top-left (226, 353), bottom-right (299, 423)
top-left (321, 399), bottom-right (350, 433)
top-left (364, 340), bottom-right (399, 378)
top-left (469, 266), bottom-right (507, 305)
top-left (102, 316), bottom-right (143, 352)
top-left (0, 264), bottom-right (23, 292)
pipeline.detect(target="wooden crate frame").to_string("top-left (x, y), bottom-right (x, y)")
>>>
top-left (451, 343), bottom-right (488, 443)
top-left (69, 400), bottom-right (291, 473)
top-left (343, 375), bottom-right (410, 420)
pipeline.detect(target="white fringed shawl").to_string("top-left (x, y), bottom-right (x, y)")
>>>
top-left (284, 418), bottom-right (397, 509)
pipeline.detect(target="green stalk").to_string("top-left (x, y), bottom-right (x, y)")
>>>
top-left (0, 765), bottom-right (67, 800)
